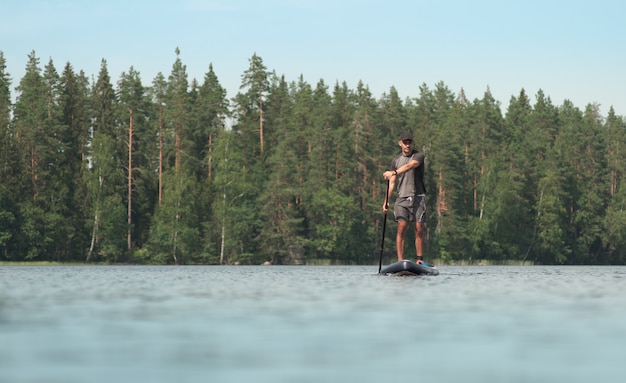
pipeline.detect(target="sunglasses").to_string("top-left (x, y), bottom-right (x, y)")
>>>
top-left (402, 140), bottom-right (413, 145)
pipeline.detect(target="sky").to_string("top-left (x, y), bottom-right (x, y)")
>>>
top-left (2, 0), bottom-right (625, 117)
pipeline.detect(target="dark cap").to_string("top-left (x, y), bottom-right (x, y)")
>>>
top-left (399, 132), bottom-right (413, 141)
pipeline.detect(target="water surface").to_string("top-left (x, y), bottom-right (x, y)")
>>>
top-left (1, 265), bottom-right (625, 382)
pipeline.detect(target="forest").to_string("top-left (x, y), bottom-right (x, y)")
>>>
top-left (1, 49), bottom-right (625, 265)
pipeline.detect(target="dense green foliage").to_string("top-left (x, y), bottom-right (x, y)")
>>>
top-left (1, 49), bottom-right (625, 265)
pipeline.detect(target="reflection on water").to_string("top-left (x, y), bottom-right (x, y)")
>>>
top-left (1, 265), bottom-right (625, 382)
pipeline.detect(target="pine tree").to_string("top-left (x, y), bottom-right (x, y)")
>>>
top-left (165, 47), bottom-right (191, 174)
top-left (236, 53), bottom-right (270, 155)
top-left (150, 72), bottom-right (167, 205)
top-left (117, 66), bottom-right (154, 256)
top-left (601, 107), bottom-right (626, 263)
top-left (13, 51), bottom-right (48, 203)
top-left (12, 51), bottom-right (54, 260)
top-left (189, 64), bottom-right (229, 262)
top-left (145, 48), bottom-right (205, 264)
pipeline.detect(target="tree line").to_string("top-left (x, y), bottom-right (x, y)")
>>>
top-left (1, 49), bottom-right (625, 265)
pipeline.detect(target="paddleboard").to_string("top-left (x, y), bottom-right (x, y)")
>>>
top-left (380, 259), bottom-right (439, 276)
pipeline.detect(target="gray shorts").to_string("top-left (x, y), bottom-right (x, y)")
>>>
top-left (394, 195), bottom-right (426, 223)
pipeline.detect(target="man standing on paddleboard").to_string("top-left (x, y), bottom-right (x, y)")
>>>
top-left (382, 132), bottom-right (428, 264)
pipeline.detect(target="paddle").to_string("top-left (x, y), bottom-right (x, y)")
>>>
top-left (378, 179), bottom-right (390, 273)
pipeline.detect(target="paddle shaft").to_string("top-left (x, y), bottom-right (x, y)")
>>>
top-left (378, 180), bottom-right (390, 273)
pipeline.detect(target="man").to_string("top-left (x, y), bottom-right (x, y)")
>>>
top-left (382, 132), bottom-right (427, 264)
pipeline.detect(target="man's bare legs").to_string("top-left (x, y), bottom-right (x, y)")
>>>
top-left (397, 220), bottom-right (424, 262)
top-left (415, 222), bottom-right (424, 263)
top-left (396, 220), bottom-right (408, 261)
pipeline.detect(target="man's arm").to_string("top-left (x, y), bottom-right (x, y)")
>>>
top-left (393, 159), bottom-right (420, 176)
top-left (382, 173), bottom-right (396, 212)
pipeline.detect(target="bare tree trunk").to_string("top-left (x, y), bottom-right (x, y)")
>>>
top-left (175, 124), bottom-right (181, 174)
top-left (208, 133), bottom-right (213, 180)
top-left (127, 108), bottom-right (133, 251)
top-left (86, 175), bottom-right (103, 262)
top-left (158, 104), bottom-right (163, 205)
top-left (86, 209), bottom-right (98, 263)
top-left (31, 146), bottom-right (38, 201)
top-left (173, 197), bottom-right (180, 265)
top-left (220, 205), bottom-right (225, 265)
top-left (259, 98), bottom-right (264, 153)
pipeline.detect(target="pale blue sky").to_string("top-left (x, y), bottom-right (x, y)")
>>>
top-left (2, 0), bottom-right (625, 116)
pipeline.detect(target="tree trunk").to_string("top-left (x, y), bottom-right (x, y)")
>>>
top-left (127, 108), bottom-right (133, 251)
top-left (86, 174), bottom-right (103, 262)
top-left (259, 98), bottom-right (264, 153)
top-left (158, 103), bottom-right (163, 205)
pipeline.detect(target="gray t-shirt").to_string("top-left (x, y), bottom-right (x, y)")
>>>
top-left (391, 150), bottom-right (426, 198)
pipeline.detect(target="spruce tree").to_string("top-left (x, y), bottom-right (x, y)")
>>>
top-left (57, 62), bottom-right (91, 260)
top-left (0, 52), bottom-right (17, 260)
top-left (86, 59), bottom-right (127, 262)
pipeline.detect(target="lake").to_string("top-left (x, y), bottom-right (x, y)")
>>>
top-left (1, 265), bottom-right (625, 382)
